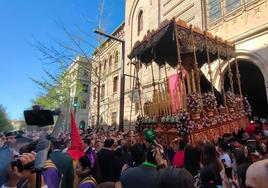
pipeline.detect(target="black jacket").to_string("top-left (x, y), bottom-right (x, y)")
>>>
top-left (97, 148), bottom-right (115, 182)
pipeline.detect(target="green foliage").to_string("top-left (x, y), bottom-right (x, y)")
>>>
top-left (0, 105), bottom-right (12, 132)
top-left (31, 68), bottom-right (82, 110)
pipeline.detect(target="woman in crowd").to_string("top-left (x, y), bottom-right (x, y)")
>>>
top-left (202, 142), bottom-right (224, 186)
top-left (183, 144), bottom-right (201, 187)
top-left (184, 144), bottom-right (201, 176)
top-left (173, 139), bottom-right (187, 168)
top-left (156, 167), bottom-right (195, 188)
top-left (76, 155), bottom-right (96, 188)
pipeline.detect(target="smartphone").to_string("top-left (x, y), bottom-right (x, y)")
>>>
top-left (225, 167), bottom-right (233, 179)
top-left (24, 109), bottom-right (54, 126)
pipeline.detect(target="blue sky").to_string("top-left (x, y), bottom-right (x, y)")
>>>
top-left (0, 0), bottom-right (125, 120)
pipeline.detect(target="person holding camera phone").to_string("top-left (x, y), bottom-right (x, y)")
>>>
top-left (1, 151), bottom-right (62, 188)
top-left (1, 152), bottom-right (48, 188)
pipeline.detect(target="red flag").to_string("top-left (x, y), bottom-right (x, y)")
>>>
top-left (67, 111), bottom-right (84, 160)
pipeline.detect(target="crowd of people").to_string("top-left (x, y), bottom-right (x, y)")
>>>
top-left (0, 118), bottom-right (268, 188)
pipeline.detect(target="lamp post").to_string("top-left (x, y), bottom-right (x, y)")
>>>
top-left (94, 29), bottom-right (125, 131)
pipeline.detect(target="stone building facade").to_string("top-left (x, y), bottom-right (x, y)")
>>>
top-left (68, 56), bottom-right (91, 129)
top-left (123, 0), bottom-right (206, 129)
top-left (90, 24), bottom-right (124, 128)
top-left (204, 0), bottom-right (268, 117)
top-left (124, 0), bottom-right (268, 119)
top-left (90, 0), bottom-right (268, 128)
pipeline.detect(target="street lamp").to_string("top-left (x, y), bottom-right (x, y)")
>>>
top-left (94, 29), bottom-right (125, 131)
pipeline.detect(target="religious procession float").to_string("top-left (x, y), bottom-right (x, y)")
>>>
top-left (128, 19), bottom-right (251, 145)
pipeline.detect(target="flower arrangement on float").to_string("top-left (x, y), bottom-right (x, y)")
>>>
top-left (187, 93), bottom-right (203, 120)
top-left (161, 115), bottom-right (181, 125)
top-left (202, 92), bottom-right (217, 109)
top-left (175, 111), bottom-right (196, 136)
top-left (202, 92), bottom-right (217, 117)
top-left (202, 116), bottom-right (212, 127)
top-left (187, 93), bottom-right (203, 112)
top-left (226, 91), bottom-right (237, 112)
top-left (235, 95), bottom-right (243, 110)
top-left (135, 115), bottom-right (158, 130)
top-left (243, 96), bottom-right (252, 116)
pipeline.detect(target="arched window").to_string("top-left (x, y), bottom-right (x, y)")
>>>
top-left (103, 59), bottom-right (107, 71)
top-left (114, 51), bottom-right (119, 68)
top-left (137, 10), bottom-right (143, 35)
top-left (99, 64), bottom-right (102, 74)
top-left (109, 55), bottom-right (113, 68)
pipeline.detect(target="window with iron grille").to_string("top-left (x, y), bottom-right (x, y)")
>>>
top-left (114, 51), bottom-right (119, 68)
top-left (82, 84), bottom-right (88, 93)
top-left (104, 59), bottom-right (107, 71)
top-left (80, 99), bottom-right (87, 109)
top-left (113, 76), bottom-right (118, 93)
top-left (109, 55), bottom-right (113, 68)
top-left (101, 84), bottom-right (105, 99)
top-left (111, 112), bottom-right (117, 125)
top-left (138, 10), bottom-right (143, 35)
top-left (93, 87), bottom-right (97, 100)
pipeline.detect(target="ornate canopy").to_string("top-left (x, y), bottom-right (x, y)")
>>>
top-left (128, 19), bottom-right (235, 68)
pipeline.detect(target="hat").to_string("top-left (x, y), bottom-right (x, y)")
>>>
top-left (5, 131), bottom-right (17, 137)
top-left (15, 135), bottom-right (33, 144)
top-left (19, 152), bottom-right (36, 165)
top-left (67, 111), bottom-right (84, 160)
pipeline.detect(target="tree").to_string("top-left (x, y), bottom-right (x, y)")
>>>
top-left (31, 66), bottom-right (84, 131)
top-left (0, 105), bottom-right (12, 132)
top-left (31, 68), bottom-right (81, 110)
top-left (31, 0), bottom-right (109, 128)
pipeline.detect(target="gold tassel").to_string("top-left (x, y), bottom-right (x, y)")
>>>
top-left (191, 69), bottom-right (196, 93)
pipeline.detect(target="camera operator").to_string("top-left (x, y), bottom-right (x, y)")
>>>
top-left (1, 143), bottom-right (62, 188)
top-left (1, 152), bottom-right (48, 188)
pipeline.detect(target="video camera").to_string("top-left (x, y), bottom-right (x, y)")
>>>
top-left (11, 105), bottom-right (61, 173)
top-left (11, 157), bottom-right (35, 172)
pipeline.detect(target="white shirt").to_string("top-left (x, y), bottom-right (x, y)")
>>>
top-left (220, 153), bottom-right (232, 168)
top-left (84, 147), bottom-right (90, 152)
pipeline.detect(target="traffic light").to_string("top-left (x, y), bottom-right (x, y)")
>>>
top-left (79, 124), bottom-right (85, 130)
top-left (73, 97), bottom-right (78, 108)
top-left (79, 121), bottom-right (85, 130)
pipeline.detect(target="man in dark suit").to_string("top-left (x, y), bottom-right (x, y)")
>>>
top-left (120, 145), bottom-right (159, 188)
top-left (83, 138), bottom-right (93, 156)
top-left (49, 139), bottom-right (74, 188)
top-left (97, 138), bottom-right (115, 182)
